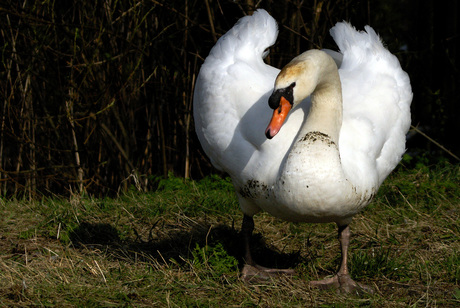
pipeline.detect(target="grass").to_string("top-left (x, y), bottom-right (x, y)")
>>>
top-left (0, 160), bottom-right (458, 307)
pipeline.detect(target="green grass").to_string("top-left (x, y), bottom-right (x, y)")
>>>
top-left (0, 161), bottom-right (458, 306)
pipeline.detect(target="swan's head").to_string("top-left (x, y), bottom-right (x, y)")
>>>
top-left (265, 50), bottom-right (336, 139)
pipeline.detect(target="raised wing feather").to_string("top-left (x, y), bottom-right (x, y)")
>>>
top-left (193, 10), bottom-right (279, 173)
top-left (331, 22), bottom-right (412, 187)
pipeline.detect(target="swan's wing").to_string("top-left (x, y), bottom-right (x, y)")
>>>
top-left (193, 10), bottom-right (279, 174)
top-left (331, 22), bottom-right (412, 186)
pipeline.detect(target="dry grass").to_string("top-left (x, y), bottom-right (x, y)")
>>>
top-left (0, 162), bottom-right (459, 307)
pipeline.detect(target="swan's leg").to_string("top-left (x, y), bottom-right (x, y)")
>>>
top-left (241, 215), bottom-right (295, 281)
top-left (310, 224), bottom-right (373, 293)
top-left (241, 214), bottom-right (256, 265)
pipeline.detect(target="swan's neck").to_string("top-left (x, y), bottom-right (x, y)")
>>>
top-left (279, 56), bottom-right (346, 187)
top-left (299, 72), bottom-right (343, 144)
top-left (276, 69), bottom-right (351, 215)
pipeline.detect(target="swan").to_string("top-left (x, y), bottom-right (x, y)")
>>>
top-left (193, 9), bottom-right (412, 292)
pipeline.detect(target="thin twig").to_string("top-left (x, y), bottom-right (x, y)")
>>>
top-left (94, 260), bottom-right (107, 284)
top-left (204, 0), bottom-right (217, 42)
top-left (410, 125), bottom-right (459, 161)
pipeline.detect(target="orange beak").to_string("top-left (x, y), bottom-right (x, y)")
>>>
top-left (265, 96), bottom-right (292, 139)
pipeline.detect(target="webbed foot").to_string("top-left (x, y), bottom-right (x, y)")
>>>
top-left (310, 273), bottom-right (373, 294)
top-left (241, 264), bottom-right (295, 282)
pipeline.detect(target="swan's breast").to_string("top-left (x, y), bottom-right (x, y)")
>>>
top-left (237, 131), bottom-right (375, 224)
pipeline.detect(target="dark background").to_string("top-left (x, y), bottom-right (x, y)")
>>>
top-left (0, 0), bottom-right (458, 197)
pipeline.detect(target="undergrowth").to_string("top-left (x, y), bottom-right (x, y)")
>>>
top-left (0, 160), bottom-right (458, 306)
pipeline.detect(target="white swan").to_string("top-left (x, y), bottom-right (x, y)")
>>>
top-left (193, 9), bottom-right (412, 292)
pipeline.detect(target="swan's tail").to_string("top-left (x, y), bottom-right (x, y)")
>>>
top-left (208, 9), bottom-right (278, 63)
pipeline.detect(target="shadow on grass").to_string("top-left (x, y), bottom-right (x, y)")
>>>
top-left (69, 220), bottom-right (301, 271)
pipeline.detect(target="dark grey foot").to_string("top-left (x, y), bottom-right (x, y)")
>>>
top-left (241, 264), bottom-right (296, 282)
top-left (310, 273), bottom-right (374, 294)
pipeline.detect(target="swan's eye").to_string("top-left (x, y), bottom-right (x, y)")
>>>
top-left (289, 82), bottom-right (296, 89)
